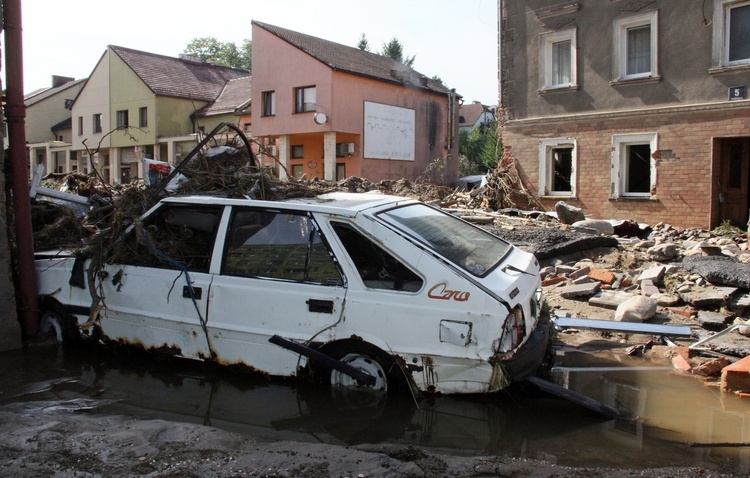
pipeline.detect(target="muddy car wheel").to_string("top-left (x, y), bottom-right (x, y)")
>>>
top-left (40, 311), bottom-right (65, 342)
top-left (39, 299), bottom-right (81, 345)
top-left (331, 352), bottom-right (388, 391)
top-left (330, 352), bottom-right (389, 410)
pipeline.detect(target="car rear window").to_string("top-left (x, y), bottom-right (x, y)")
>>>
top-left (377, 204), bottom-right (512, 277)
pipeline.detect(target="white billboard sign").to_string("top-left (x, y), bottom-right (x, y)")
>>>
top-left (363, 101), bottom-right (415, 161)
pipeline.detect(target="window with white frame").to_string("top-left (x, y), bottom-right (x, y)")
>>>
top-left (614, 11), bottom-right (658, 80)
top-left (539, 139), bottom-right (576, 196)
top-left (716, 0), bottom-right (750, 67)
top-left (540, 28), bottom-right (577, 90)
top-left (612, 133), bottom-right (657, 198)
top-left (294, 86), bottom-right (317, 113)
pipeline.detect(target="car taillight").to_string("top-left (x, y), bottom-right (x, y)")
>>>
top-left (493, 307), bottom-right (526, 354)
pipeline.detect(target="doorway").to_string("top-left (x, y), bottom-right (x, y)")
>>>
top-left (719, 138), bottom-right (750, 227)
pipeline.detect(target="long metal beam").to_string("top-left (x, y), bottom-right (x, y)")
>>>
top-left (553, 317), bottom-right (693, 337)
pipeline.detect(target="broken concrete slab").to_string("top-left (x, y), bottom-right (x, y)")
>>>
top-left (488, 227), bottom-right (619, 261)
top-left (679, 285), bottom-right (737, 307)
top-left (681, 255), bottom-right (750, 289)
top-left (559, 282), bottom-right (601, 300)
top-left (636, 265), bottom-right (666, 285)
top-left (588, 290), bottom-right (637, 309)
top-left (647, 243), bottom-right (677, 261)
top-left (695, 310), bottom-right (731, 331)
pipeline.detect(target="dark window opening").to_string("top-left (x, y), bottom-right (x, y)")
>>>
top-left (331, 222), bottom-right (422, 292)
top-left (551, 147), bottom-right (573, 192)
top-left (626, 144), bottom-right (651, 193)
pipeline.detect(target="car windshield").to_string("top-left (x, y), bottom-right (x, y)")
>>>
top-left (377, 204), bottom-right (512, 277)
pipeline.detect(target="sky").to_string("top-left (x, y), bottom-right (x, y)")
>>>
top-left (18, 0), bottom-right (498, 105)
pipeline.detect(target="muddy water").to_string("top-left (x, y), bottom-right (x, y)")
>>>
top-left (1, 343), bottom-right (748, 475)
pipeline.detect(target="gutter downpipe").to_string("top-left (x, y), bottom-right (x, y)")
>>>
top-left (497, 0), bottom-right (503, 128)
top-left (4, 0), bottom-right (41, 337)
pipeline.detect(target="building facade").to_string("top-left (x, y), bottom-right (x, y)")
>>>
top-left (251, 22), bottom-right (460, 184)
top-left (499, 0), bottom-right (750, 229)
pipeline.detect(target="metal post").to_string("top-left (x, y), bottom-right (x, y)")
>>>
top-left (4, 0), bottom-right (41, 337)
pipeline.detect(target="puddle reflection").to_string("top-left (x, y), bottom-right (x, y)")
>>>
top-left (1, 345), bottom-right (748, 474)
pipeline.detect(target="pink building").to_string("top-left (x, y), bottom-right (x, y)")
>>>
top-left (251, 22), bottom-right (460, 185)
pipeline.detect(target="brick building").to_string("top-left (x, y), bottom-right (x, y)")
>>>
top-left (498, 0), bottom-right (750, 229)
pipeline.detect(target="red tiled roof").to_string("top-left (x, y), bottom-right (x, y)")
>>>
top-left (253, 21), bottom-right (452, 96)
top-left (110, 45), bottom-right (250, 102)
top-left (459, 103), bottom-right (489, 127)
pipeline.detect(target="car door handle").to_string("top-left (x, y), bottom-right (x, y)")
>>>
top-left (183, 286), bottom-right (202, 300)
top-left (307, 299), bottom-right (333, 314)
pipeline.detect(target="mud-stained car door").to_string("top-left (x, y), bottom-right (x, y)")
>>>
top-left (94, 204), bottom-right (224, 359)
top-left (206, 207), bottom-right (346, 376)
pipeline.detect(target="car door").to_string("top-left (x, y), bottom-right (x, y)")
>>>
top-left (94, 203), bottom-right (224, 360)
top-left (206, 207), bottom-right (346, 376)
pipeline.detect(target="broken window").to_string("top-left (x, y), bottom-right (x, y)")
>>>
top-left (331, 222), bottom-right (422, 292)
top-left (223, 209), bottom-right (342, 285)
top-left (612, 133), bottom-right (657, 198)
top-left (539, 139), bottom-right (576, 196)
top-left (119, 205), bottom-right (223, 273)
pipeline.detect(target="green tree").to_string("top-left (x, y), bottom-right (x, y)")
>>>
top-left (458, 120), bottom-right (501, 175)
top-left (381, 37), bottom-right (415, 67)
top-left (183, 37), bottom-right (252, 71)
top-left (357, 33), bottom-right (371, 52)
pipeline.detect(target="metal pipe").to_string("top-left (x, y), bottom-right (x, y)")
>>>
top-left (4, 0), bottom-right (40, 337)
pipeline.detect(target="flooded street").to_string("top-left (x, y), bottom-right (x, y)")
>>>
top-left (1, 343), bottom-right (748, 475)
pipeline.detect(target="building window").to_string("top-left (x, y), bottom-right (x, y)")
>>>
top-left (291, 164), bottom-right (304, 177)
top-left (612, 133), bottom-right (657, 198)
top-left (116, 110), bottom-right (129, 128)
top-left (336, 163), bottom-right (346, 181)
top-left (291, 145), bottom-right (304, 158)
top-left (540, 28), bottom-right (576, 90)
top-left (614, 11), bottom-right (658, 80)
top-left (336, 142), bottom-right (354, 157)
top-left (77, 116), bottom-right (83, 136)
top-left (139, 107), bottom-right (148, 127)
top-left (93, 113), bottom-right (102, 133)
top-left (64, 99), bottom-right (73, 109)
top-left (262, 91), bottom-right (275, 116)
top-left (721, 0), bottom-right (750, 66)
top-left (539, 139), bottom-right (576, 196)
top-left (294, 86), bottom-right (317, 113)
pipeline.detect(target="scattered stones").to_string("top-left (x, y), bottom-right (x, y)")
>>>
top-left (559, 282), bottom-right (601, 300)
top-left (614, 295), bottom-right (657, 322)
top-left (588, 290), bottom-right (637, 309)
top-left (571, 219), bottom-right (614, 236)
top-left (647, 243), bottom-right (676, 261)
top-left (555, 201), bottom-right (585, 225)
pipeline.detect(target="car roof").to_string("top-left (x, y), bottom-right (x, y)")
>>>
top-left (159, 191), bottom-right (419, 217)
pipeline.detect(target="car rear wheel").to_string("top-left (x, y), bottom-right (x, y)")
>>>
top-left (330, 352), bottom-right (388, 392)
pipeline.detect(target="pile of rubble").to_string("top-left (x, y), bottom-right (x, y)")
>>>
top-left (27, 133), bottom-right (750, 396)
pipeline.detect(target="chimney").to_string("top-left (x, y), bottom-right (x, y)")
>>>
top-left (51, 75), bottom-right (74, 88)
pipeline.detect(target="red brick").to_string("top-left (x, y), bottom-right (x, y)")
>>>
top-left (542, 276), bottom-right (567, 287)
top-left (721, 356), bottom-right (750, 393)
top-left (588, 268), bottom-right (616, 285)
top-left (672, 355), bottom-right (693, 373)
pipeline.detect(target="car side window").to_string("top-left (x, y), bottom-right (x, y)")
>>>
top-left (223, 209), bottom-right (342, 285)
top-left (118, 205), bottom-right (223, 273)
top-left (331, 222), bottom-right (423, 292)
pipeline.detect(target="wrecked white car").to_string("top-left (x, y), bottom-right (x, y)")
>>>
top-left (36, 192), bottom-right (548, 395)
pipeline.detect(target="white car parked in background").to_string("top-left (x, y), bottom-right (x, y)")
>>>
top-left (36, 192), bottom-right (548, 395)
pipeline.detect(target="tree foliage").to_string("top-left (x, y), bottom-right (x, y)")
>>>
top-left (458, 120), bottom-right (501, 176)
top-left (183, 37), bottom-right (252, 71)
top-left (357, 33), bottom-right (371, 52)
top-left (380, 37), bottom-right (415, 67)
